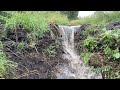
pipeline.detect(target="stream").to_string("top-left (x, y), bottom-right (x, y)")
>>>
top-left (54, 25), bottom-right (102, 79)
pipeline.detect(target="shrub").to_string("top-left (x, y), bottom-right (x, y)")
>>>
top-left (81, 52), bottom-right (92, 64)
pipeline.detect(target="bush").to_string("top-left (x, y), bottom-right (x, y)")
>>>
top-left (80, 25), bottom-right (120, 78)
top-left (82, 26), bottom-right (120, 60)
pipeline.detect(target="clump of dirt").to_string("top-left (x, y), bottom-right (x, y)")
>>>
top-left (36, 31), bottom-right (55, 52)
top-left (7, 51), bottom-right (56, 79)
top-left (6, 28), bottom-right (30, 43)
top-left (88, 53), bottom-right (106, 68)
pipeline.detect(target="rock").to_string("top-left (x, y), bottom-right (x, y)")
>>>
top-left (106, 21), bottom-right (120, 30)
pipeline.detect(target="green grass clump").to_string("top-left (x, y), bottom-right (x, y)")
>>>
top-left (0, 41), bottom-right (17, 78)
top-left (5, 12), bottom-right (48, 36)
top-left (4, 11), bottom-right (69, 43)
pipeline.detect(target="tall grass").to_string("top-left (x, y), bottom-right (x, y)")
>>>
top-left (4, 11), bottom-right (69, 41)
top-left (69, 11), bottom-right (120, 25)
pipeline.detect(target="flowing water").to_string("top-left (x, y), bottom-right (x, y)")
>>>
top-left (54, 25), bottom-right (102, 79)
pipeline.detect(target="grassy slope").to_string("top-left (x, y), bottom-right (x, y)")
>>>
top-left (0, 11), bottom-right (69, 78)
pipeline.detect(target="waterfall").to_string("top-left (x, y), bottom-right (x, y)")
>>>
top-left (54, 25), bottom-right (102, 79)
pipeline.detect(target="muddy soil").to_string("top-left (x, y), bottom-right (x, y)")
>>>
top-left (3, 28), bottom-right (66, 79)
top-left (6, 28), bottom-right (30, 43)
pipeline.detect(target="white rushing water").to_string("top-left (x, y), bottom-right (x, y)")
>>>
top-left (55, 25), bottom-right (102, 79)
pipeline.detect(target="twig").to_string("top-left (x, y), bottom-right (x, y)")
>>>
top-left (7, 48), bottom-right (25, 60)
top-left (4, 37), bottom-right (15, 42)
top-left (13, 70), bottom-right (40, 79)
top-left (17, 62), bottom-right (29, 73)
top-left (14, 28), bottom-right (18, 42)
top-left (34, 46), bottom-right (39, 56)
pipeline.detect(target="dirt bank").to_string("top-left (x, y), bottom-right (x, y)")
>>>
top-left (2, 26), bottom-right (66, 79)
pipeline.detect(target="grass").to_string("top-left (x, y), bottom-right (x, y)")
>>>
top-left (17, 42), bottom-right (26, 52)
top-left (69, 11), bottom-right (120, 25)
top-left (0, 41), bottom-right (17, 78)
top-left (4, 11), bottom-right (69, 42)
top-left (0, 52), bottom-right (17, 78)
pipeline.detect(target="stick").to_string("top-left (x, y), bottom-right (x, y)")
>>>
top-left (13, 70), bottom-right (40, 79)
top-left (6, 48), bottom-right (25, 60)
top-left (14, 28), bottom-right (18, 42)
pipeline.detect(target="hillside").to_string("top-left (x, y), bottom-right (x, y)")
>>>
top-left (0, 11), bottom-right (120, 79)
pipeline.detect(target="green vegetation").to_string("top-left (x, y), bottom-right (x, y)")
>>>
top-left (70, 11), bottom-right (120, 25)
top-left (43, 43), bottom-right (57, 59)
top-left (0, 11), bottom-right (70, 78)
top-left (80, 24), bottom-right (120, 78)
top-left (70, 11), bottom-right (120, 79)
top-left (81, 52), bottom-right (92, 64)
top-left (0, 41), bottom-right (17, 78)
top-left (5, 11), bottom-right (69, 43)
top-left (60, 11), bottom-right (79, 20)
top-left (1, 11), bottom-right (120, 79)
top-left (17, 42), bottom-right (26, 52)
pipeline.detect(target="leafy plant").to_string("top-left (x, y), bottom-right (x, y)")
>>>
top-left (81, 52), bottom-right (91, 64)
top-left (112, 48), bottom-right (120, 59)
top-left (44, 44), bottom-right (57, 58)
top-left (93, 66), bottom-right (112, 75)
top-left (17, 42), bottom-right (26, 52)
top-left (81, 24), bottom-right (120, 79)
top-left (83, 36), bottom-right (97, 51)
